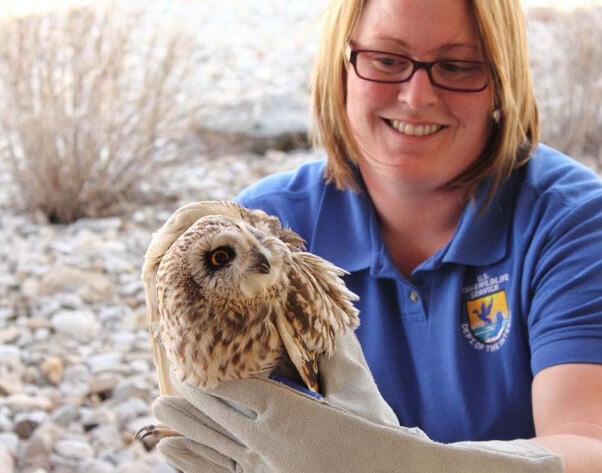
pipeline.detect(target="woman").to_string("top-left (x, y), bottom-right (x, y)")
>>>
top-left (153, 0), bottom-right (602, 471)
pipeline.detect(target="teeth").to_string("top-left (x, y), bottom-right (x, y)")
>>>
top-left (390, 120), bottom-right (441, 136)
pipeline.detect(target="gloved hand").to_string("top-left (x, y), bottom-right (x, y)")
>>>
top-left (153, 333), bottom-right (563, 473)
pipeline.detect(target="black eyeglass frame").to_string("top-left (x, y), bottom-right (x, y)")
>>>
top-left (346, 46), bottom-right (490, 93)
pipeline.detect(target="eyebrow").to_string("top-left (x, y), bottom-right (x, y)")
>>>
top-left (353, 38), bottom-right (481, 54)
top-left (438, 43), bottom-right (481, 53)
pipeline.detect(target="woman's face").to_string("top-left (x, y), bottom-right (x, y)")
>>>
top-left (346, 0), bottom-right (493, 194)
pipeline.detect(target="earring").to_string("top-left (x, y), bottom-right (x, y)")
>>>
top-left (492, 109), bottom-right (501, 124)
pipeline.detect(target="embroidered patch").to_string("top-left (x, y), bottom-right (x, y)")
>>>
top-left (461, 290), bottom-right (511, 352)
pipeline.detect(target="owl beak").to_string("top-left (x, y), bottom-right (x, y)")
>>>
top-left (251, 251), bottom-right (271, 274)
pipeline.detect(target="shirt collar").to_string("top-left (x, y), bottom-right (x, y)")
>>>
top-left (439, 176), bottom-right (515, 267)
top-left (311, 183), bottom-right (377, 271)
top-left (311, 172), bottom-right (516, 274)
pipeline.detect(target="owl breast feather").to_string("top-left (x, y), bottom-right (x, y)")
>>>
top-left (160, 282), bottom-right (288, 388)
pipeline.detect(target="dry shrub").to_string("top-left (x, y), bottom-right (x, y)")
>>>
top-left (527, 6), bottom-right (602, 171)
top-left (0, 5), bottom-right (202, 223)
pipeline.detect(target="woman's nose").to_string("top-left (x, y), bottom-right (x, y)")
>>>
top-left (397, 68), bottom-right (439, 110)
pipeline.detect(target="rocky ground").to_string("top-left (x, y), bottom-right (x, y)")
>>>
top-left (0, 147), bottom-right (317, 473)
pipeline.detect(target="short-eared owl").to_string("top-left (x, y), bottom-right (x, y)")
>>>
top-left (142, 200), bottom-right (359, 401)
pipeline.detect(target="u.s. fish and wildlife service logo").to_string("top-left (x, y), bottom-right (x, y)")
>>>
top-left (462, 290), bottom-right (511, 352)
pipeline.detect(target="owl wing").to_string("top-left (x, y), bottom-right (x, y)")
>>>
top-left (275, 251), bottom-right (360, 393)
top-left (142, 200), bottom-right (254, 395)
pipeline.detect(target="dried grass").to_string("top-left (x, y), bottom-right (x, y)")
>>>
top-left (0, 5), bottom-right (202, 223)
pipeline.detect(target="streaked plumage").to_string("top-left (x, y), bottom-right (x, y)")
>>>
top-left (137, 200), bottom-right (359, 445)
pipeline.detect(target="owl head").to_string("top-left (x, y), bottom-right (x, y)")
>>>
top-left (170, 214), bottom-right (288, 300)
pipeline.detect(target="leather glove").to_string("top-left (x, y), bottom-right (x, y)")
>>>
top-left (153, 333), bottom-right (563, 473)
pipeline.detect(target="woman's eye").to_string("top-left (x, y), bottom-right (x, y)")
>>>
top-left (372, 55), bottom-right (407, 71)
top-left (438, 61), bottom-right (477, 75)
top-left (207, 246), bottom-right (235, 269)
top-left (441, 62), bottom-right (464, 71)
top-left (376, 57), bottom-right (398, 67)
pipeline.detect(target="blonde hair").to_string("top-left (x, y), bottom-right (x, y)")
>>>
top-left (310, 0), bottom-right (539, 195)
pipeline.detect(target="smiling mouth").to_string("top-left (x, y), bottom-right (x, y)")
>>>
top-left (388, 119), bottom-right (443, 137)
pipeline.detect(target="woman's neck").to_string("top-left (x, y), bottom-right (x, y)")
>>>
top-left (363, 176), bottom-right (469, 278)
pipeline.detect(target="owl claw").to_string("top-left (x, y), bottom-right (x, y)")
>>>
top-left (135, 424), bottom-right (181, 451)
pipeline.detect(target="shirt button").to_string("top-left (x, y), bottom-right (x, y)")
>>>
top-left (409, 290), bottom-right (420, 303)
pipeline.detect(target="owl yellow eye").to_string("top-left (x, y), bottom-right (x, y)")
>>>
top-left (207, 246), bottom-right (235, 269)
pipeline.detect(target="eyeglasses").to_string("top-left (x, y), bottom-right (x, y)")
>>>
top-left (346, 46), bottom-right (489, 93)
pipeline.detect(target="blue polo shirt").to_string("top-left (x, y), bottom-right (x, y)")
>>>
top-left (235, 144), bottom-right (602, 443)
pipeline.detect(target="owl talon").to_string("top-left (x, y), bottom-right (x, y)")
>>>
top-left (135, 424), bottom-right (181, 451)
